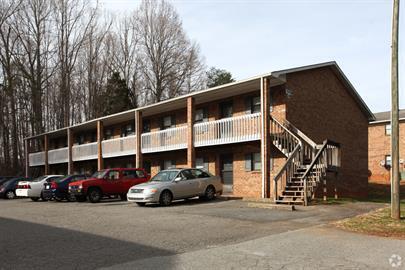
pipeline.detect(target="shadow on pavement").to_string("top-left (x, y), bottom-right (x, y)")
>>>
top-left (0, 217), bottom-right (174, 270)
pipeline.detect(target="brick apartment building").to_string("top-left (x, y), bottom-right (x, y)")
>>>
top-left (368, 109), bottom-right (405, 185)
top-left (25, 62), bottom-right (374, 204)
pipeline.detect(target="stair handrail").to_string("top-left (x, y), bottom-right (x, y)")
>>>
top-left (273, 144), bottom-right (301, 201)
top-left (270, 116), bottom-right (301, 146)
top-left (281, 118), bottom-right (318, 148)
top-left (301, 139), bottom-right (340, 205)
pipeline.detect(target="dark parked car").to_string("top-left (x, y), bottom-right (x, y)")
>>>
top-left (0, 177), bottom-right (32, 199)
top-left (42, 174), bottom-right (87, 201)
top-left (0, 176), bottom-right (17, 186)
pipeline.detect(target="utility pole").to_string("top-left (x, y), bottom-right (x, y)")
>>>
top-left (391, 0), bottom-right (400, 220)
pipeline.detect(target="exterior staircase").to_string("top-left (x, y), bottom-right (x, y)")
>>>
top-left (270, 117), bottom-right (340, 205)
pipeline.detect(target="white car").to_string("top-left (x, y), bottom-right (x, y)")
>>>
top-left (16, 175), bottom-right (63, 201)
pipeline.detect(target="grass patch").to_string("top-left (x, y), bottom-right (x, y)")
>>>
top-left (335, 202), bottom-right (405, 239)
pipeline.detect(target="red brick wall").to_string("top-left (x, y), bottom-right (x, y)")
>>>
top-left (368, 121), bottom-right (405, 184)
top-left (285, 67), bottom-right (369, 198)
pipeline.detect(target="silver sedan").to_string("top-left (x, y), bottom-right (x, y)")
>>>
top-left (127, 168), bottom-right (223, 206)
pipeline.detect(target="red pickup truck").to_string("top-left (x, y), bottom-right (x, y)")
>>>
top-left (68, 168), bottom-right (150, 203)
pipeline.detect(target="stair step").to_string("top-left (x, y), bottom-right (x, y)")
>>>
top-left (275, 199), bottom-right (304, 205)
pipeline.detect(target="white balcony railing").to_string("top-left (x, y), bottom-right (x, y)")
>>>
top-left (48, 147), bottom-right (68, 164)
top-left (102, 135), bottom-right (136, 158)
top-left (72, 142), bottom-right (98, 161)
top-left (29, 151), bottom-right (45, 167)
top-left (141, 126), bottom-right (187, 153)
top-left (194, 112), bottom-right (261, 147)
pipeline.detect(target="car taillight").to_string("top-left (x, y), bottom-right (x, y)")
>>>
top-left (18, 184), bottom-right (31, 189)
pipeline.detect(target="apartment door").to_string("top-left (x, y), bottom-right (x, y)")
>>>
top-left (220, 154), bottom-right (233, 193)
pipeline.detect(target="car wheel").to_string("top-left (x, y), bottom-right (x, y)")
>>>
top-left (41, 192), bottom-right (49, 202)
top-left (88, 188), bottom-right (102, 203)
top-left (159, 190), bottom-right (172, 206)
top-left (119, 194), bottom-right (127, 201)
top-left (5, 190), bottom-right (15, 199)
top-left (204, 186), bottom-right (216, 201)
top-left (67, 194), bottom-right (76, 202)
top-left (75, 195), bottom-right (86, 202)
top-left (136, 202), bottom-right (146, 207)
top-left (30, 197), bottom-right (39, 202)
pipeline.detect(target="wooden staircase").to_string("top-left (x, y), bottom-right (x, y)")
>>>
top-left (270, 117), bottom-right (340, 206)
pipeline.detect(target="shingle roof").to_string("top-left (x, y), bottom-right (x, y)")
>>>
top-left (372, 109), bottom-right (405, 122)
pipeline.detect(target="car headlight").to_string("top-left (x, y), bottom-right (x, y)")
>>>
top-left (145, 188), bottom-right (158, 194)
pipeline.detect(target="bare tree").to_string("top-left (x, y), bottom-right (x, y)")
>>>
top-left (134, 0), bottom-right (205, 103)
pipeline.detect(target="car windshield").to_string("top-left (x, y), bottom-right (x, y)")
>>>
top-left (31, 176), bottom-right (48, 182)
top-left (150, 170), bottom-right (179, 182)
top-left (91, 170), bottom-right (108, 179)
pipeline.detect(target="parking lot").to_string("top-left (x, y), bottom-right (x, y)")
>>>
top-left (0, 198), bottom-right (383, 270)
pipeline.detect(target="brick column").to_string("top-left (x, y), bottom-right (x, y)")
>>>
top-left (25, 139), bottom-right (29, 178)
top-left (261, 77), bottom-right (271, 198)
top-left (187, 97), bottom-right (195, 168)
top-left (135, 111), bottom-right (143, 168)
top-left (67, 128), bottom-right (74, 174)
top-left (97, 120), bottom-right (104, 170)
top-left (44, 134), bottom-right (49, 175)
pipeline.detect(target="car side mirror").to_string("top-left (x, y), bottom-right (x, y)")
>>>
top-left (174, 177), bottom-right (182, 182)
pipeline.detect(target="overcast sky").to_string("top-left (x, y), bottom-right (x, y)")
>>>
top-left (100, 0), bottom-right (404, 113)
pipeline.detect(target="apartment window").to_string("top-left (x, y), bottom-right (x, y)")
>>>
top-left (90, 132), bottom-right (97, 142)
top-left (245, 152), bottom-right (261, 171)
top-left (161, 160), bottom-right (176, 170)
top-left (122, 123), bottom-right (135, 137)
top-left (220, 102), bottom-right (233, 118)
top-left (245, 96), bottom-right (261, 114)
top-left (161, 115), bottom-right (175, 130)
top-left (76, 135), bottom-right (85, 145)
top-left (385, 124), bottom-right (391, 135)
top-left (196, 157), bottom-right (209, 172)
top-left (143, 120), bottom-right (151, 133)
top-left (104, 129), bottom-right (113, 140)
top-left (195, 108), bottom-right (208, 123)
top-left (385, 155), bottom-right (392, 167)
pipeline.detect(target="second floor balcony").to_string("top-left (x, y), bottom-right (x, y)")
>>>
top-left (29, 113), bottom-right (262, 165)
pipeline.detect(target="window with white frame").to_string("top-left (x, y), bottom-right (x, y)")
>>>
top-left (161, 115), bottom-right (175, 130)
top-left (122, 124), bottom-right (135, 137)
top-left (196, 157), bottom-right (209, 172)
top-left (245, 152), bottom-right (261, 171)
top-left (245, 96), bottom-right (261, 114)
top-left (385, 124), bottom-right (391, 135)
top-left (195, 108), bottom-right (208, 123)
top-left (161, 160), bottom-right (176, 170)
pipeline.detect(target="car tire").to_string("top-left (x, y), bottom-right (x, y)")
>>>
top-left (41, 192), bottom-right (49, 202)
top-left (159, 190), bottom-right (172, 206)
top-left (75, 195), bottom-right (86, 202)
top-left (136, 202), bottom-right (146, 207)
top-left (88, 188), bottom-right (102, 203)
top-left (5, 190), bottom-right (15, 199)
top-left (55, 197), bottom-right (62, 202)
top-left (67, 194), bottom-right (76, 202)
top-left (203, 185), bottom-right (216, 201)
top-left (120, 194), bottom-right (127, 201)
top-left (30, 197), bottom-right (39, 202)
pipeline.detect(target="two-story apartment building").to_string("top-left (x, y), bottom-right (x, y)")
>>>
top-left (368, 109), bottom-right (405, 184)
top-left (25, 62), bottom-right (374, 205)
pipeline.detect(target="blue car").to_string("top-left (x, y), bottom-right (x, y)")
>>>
top-left (0, 177), bottom-right (31, 199)
top-left (42, 175), bottom-right (87, 201)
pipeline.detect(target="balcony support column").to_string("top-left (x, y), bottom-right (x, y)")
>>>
top-left (25, 139), bottom-right (29, 178)
top-left (187, 97), bottom-right (195, 168)
top-left (135, 111), bottom-right (143, 168)
top-left (97, 120), bottom-right (104, 170)
top-left (67, 128), bottom-right (74, 174)
top-left (261, 77), bottom-right (271, 199)
top-left (44, 134), bottom-right (49, 175)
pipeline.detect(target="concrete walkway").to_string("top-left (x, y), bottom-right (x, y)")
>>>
top-left (101, 225), bottom-right (405, 270)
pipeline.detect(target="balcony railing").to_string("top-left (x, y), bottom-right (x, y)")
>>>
top-left (102, 135), bottom-right (136, 158)
top-left (72, 142), bottom-right (98, 161)
top-left (194, 112), bottom-right (261, 147)
top-left (29, 151), bottom-right (45, 166)
top-left (141, 126), bottom-right (187, 153)
top-left (48, 147), bottom-right (68, 164)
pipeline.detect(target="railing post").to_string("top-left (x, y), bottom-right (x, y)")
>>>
top-left (187, 97), bottom-right (195, 168)
top-left (303, 178), bottom-right (308, 206)
top-left (135, 111), bottom-right (143, 168)
top-left (44, 134), bottom-right (49, 175)
top-left (25, 139), bottom-right (29, 178)
top-left (97, 120), bottom-right (104, 170)
top-left (67, 128), bottom-right (74, 174)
